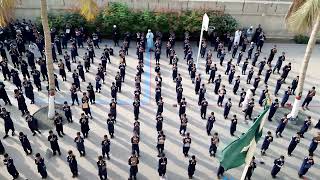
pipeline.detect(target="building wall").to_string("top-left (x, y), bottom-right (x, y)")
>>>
top-left (14, 0), bottom-right (293, 38)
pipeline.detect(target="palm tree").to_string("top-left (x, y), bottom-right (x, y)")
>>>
top-left (40, 0), bottom-right (55, 119)
top-left (285, 0), bottom-right (320, 120)
top-left (78, 0), bottom-right (99, 21)
top-left (0, 0), bottom-right (15, 27)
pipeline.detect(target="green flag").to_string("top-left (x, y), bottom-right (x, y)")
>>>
top-left (219, 106), bottom-right (270, 170)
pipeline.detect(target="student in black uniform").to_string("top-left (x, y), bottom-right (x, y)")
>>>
top-left (209, 132), bottom-right (219, 157)
top-left (206, 112), bottom-right (215, 135)
top-left (261, 131), bottom-right (273, 156)
top-left (47, 130), bottom-right (61, 156)
top-left (63, 101), bottom-right (73, 123)
top-left (18, 132), bottom-right (32, 155)
top-left (128, 152), bottom-right (139, 180)
top-left (35, 153), bottom-right (48, 179)
top-left (3, 153), bottom-right (20, 179)
top-left (54, 112), bottom-right (65, 137)
top-left (74, 132), bottom-right (86, 157)
top-left (0, 107), bottom-right (15, 138)
top-left (200, 98), bottom-right (208, 119)
top-left (158, 153), bottom-right (168, 178)
top-left (230, 115), bottom-right (238, 136)
top-left (133, 98), bottom-right (140, 120)
top-left (245, 156), bottom-right (257, 180)
top-left (271, 155), bottom-right (285, 178)
top-left (101, 135), bottom-right (111, 159)
top-left (79, 113), bottom-right (90, 138)
top-left (97, 155), bottom-right (108, 180)
top-left (67, 150), bottom-right (78, 178)
top-left (107, 113), bottom-right (115, 138)
top-left (131, 133), bottom-right (140, 157)
top-left (182, 132), bottom-right (192, 157)
top-left (157, 130), bottom-right (166, 157)
top-left (188, 155), bottom-right (197, 179)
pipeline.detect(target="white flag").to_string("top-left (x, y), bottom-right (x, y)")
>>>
top-left (202, 13), bottom-right (209, 31)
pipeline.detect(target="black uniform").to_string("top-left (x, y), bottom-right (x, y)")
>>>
top-left (19, 134), bottom-right (32, 155)
top-left (67, 154), bottom-right (78, 177)
top-left (4, 157), bottom-right (19, 179)
top-left (97, 159), bottom-right (108, 180)
top-left (48, 134), bottom-right (61, 155)
top-left (128, 155), bottom-right (139, 180)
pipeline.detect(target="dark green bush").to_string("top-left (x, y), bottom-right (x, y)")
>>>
top-left (40, 2), bottom-right (238, 40)
top-left (293, 34), bottom-right (309, 44)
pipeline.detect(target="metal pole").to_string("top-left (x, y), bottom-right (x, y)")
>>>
top-left (196, 27), bottom-right (203, 69)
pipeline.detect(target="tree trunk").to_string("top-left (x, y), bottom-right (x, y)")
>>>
top-left (288, 12), bottom-right (320, 120)
top-left (40, 0), bottom-right (55, 119)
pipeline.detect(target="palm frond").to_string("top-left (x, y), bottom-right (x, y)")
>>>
top-left (286, 0), bottom-right (320, 33)
top-left (0, 0), bottom-right (16, 27)
top-left (79, 0), bottom-right (99, 22)
top-left (285, 0), bottom-right (306, 20)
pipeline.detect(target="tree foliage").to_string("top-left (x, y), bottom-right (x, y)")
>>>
top-left (35, 2), bottom-right (238, 39)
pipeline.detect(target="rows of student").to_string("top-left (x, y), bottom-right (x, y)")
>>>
top-left (0, 20), bottom-right (319, 179)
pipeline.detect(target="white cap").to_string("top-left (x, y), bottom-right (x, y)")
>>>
top-left (113, 25), bottom-right (116, 28)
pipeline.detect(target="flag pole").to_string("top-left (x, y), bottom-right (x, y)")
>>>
top-left (196, 13), bottom-right (209, 69)
top-left (240, 94), bottom-right (271, 180)
top-left (196, 26), bottom-right (204, 69)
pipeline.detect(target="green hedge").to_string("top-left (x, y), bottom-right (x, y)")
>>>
top-left (39, 3), bottom-right (238, 40)
top-left (293, 34), bottom-right (309, 44)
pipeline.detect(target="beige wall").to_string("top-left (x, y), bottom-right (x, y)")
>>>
top-left (14, 0), bottom-right (293, 38)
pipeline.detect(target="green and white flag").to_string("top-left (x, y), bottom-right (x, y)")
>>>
top-left (219, 106), bottom-right (270, 170)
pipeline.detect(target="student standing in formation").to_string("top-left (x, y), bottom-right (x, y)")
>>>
top-left (47, 130), bottom-right (61, 156)
top-left (97, 155), bottom-right (108, 180)
top-left (63, 101), bottom-right (73, 123)
top-left (275, 114), bottom-right (289, 138)
top-left (18, 132), bottom-right (32, 155)
top-left (54, 112), bottom-right (65, 137)
top-left (245, 157), bottom-right (257, 180)
top-left (206, 112), bottom-right (215, 135)
top-left (200, 98), bottom-right (208, 119)
top-left (158, 153), bottom-right (168, 179)
top-left (298, 154), bottom-right (314, 178)
top-left (101, 135), bottom-right (111, 160)
top-left (35, 153), bottom-right (48, 179)
top-left (107, 113), bottom-right (115, 138)
top-left (267, 99), bottom-right (279, 121)
top-left (182, 133), bottom-right (192, 157)
top-left (74, 132), bottom-right (86, 157)
top-left (79, 113), bottom-right (90, 138)
top-left (25, 111), bottom-right (41, 135)
top-left (0, 107), bottom-right (15, 139)
top-left (157, 130), bottom-right (166, 157)
top-left (261, 131), bottom-right (273, 156)
top-left (128, 152), bottom-right (139, 180)
top-left (209, 132), bottom-right (219, 157)
top-left (302, 87), bottom-right (316, 109)
top-left (223, 98), bottom-right (232, 119)
top-left (67, 150), bottom-right (78, 178)
top-left (299, 116), bottom-right (312, 138)
top-left (308, 132), bottom-right (320, 154)
top-left (188, 155), bottom-right (197, 179)
top-left (230, 115), bottom-right (238, 136)
top-left (271, 155), bottom-right (285, 178)
top-left (3, 153), bottom-right (20, 179)
top-left (288, 132), bottom-right (301, 156)
top-left (131, 133), bottom-right (140, 157)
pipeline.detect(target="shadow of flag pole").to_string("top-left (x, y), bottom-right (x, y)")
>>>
top-left (196, 13), bottom-right (209, 69)
top-left (240, 93), bottom-right (272, 180)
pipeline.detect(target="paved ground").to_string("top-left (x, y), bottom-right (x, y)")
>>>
top-left (0, 40), bottom-right (320, 180)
